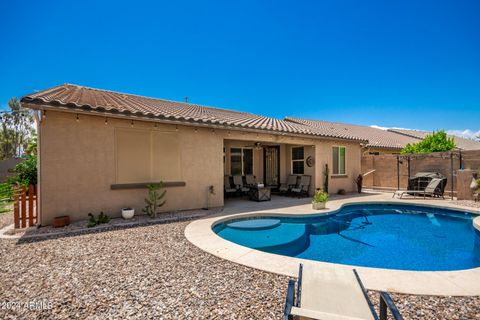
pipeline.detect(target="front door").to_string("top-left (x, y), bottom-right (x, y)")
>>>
top-left (264, 146), bottom-right (280, 190)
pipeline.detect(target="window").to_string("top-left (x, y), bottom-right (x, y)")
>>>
top-left (332, 146), bottom-right (346, 175)
top-left (291, 147), bottom-right (304, 175)
top-left (115, 128), bottom-right (181, 183)
top-left (230, 148), bottom-right (253, 175)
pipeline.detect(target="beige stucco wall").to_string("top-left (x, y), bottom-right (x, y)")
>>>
top-left (38, 110), bottom-right (362, 225)
top-left (315, 140), bottom-right (362, 194)
top-left (39, 111), bottom-right (224, 225)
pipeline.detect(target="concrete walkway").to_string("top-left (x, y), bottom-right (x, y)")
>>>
top-left (185, 192), bottom-right (480, 296)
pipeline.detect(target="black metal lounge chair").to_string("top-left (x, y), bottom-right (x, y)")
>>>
top-left (392, 178), bottom-right (445, 199)
top-left (291, 175), bottom-right (311, 197)
top-left (284, 264), bottom-right (403, 320)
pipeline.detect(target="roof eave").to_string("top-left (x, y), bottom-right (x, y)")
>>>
top-left (22, 101), bottom-right (366, 144)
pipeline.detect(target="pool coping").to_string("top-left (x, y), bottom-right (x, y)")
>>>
top-left (185, 194), bottom-right (480, 296)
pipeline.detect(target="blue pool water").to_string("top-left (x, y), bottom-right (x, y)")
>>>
top-left (214, 204), bottom-right (480, 271)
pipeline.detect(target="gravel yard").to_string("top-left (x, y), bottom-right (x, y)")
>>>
top-left (0, 211), bottom-right (13, 230)
top-left (451, 199), bottom-right (480, 210)
top-left (0, 216), bottom-right (479, 319)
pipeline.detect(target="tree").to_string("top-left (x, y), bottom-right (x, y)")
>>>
top-left (25, 134), bottom-right (37, 156)
top-left (0, 97), bottom-right (35, 160)
top-left (401, 130), bottom-right (456, 154)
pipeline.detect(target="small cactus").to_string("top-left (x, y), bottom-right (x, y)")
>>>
top-left (143, 183), bottom-right (166, 218)
top-left (323, 163), bottom-right (329, 193)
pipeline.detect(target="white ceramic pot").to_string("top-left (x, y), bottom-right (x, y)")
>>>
top-left (122, 208), bottom-right (135, 219)
top-left (312, 202), bottom-right (326, 210)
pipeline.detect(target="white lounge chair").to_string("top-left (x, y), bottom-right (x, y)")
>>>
top-left (284, 264), bottom-right (403, 320)
top-left (392, 178), bottom-right (444, 199)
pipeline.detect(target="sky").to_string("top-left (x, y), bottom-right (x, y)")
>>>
top-left (1, 0), bottom-right (479, 139)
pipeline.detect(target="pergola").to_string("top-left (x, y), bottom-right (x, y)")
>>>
top-left (395, 151), bottom-right (462, 200)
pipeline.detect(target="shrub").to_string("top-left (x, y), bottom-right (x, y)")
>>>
top-left (87, 212), bottom-right (111, 228)
top-left (312, 190), bottom-right (328, 203)
top-left (10, 156), bottom-right (37, 187)
top-left (401, 130), bottom-right (456, 154)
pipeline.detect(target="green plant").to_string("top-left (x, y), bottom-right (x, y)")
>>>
top-left (323, 163), bottom-right (329, 193)
top-left (0, 182), bottom-right (13, 214)
top-left (401, 130), bottom-right (456, 154)
top-left (312, 190), bottom-right (328, 203)
top-left (87, 211), bottom-right (111, 228)
top-left (13, 155), bottom-right (37, 186)
top-left (87, 213), bottom-right (97, 228)
top-left (0, 182), bottom-right (13, 201)
top-left (143, 183), bottom-right (166, 218)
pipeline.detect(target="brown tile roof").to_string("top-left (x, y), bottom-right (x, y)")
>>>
top-left (387, 128), bottom-right (480, 151)
top-left (21, 84), bottom-right (367, 142)
top-left (285, 117), bottom-right (419, 150)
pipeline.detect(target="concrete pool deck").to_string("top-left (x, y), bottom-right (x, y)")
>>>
top-left (185, 192), bottom-right (480, 296)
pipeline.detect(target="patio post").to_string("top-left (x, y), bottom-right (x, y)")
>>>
top-left (450, 152), bottom-right (454, 200)
top-left (396, 156), bottom-right (400, 191)
top-left (407, 156), bottom-right (411, 181)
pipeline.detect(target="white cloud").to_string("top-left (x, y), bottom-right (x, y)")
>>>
top-left (370, 125), bottom-right (423, 132)
top-left (446, 129), bottom-right (480, 141)
top-left (370, 125), bottom-right (389, 130)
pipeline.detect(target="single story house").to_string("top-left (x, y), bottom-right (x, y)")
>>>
top-left (285, 118), bottom-right (480, 154)
top-left (21, 84), bottom-right (367, 225)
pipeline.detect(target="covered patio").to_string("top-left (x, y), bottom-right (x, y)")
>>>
top-left (223, 138), bottom-right (316, 200)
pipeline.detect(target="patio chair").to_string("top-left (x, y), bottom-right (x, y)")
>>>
top-left (245, 174), bottom-right (256, 187)
top-left (291, 175), bottom-right (311, 197)
top-left (224, 176), bottom-right (236, 197)
top-left (284, 264), bottom-right (403, 320)
top-left (233, 175), bottom-right (250, 194)
top-left (392, 178), bottom-right (444, 199)
top-left (279, 175), bottom-right (298, 194)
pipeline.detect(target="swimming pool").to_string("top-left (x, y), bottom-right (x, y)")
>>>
top-left (213, 204), bottom-right (480, 271)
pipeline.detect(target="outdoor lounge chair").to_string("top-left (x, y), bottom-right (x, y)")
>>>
top-left (291, 175), bottom-right (311, 197)
top-left (284, 264), bottom-right (403, 320)
top-left (233, 175), bottom-right (250, 194)
top-left (280, 175), bottom-right (298, 194)
top-left (392, 178), bottom-right (444, 199)
top-left (245, 174), bottom-right (256, 187)
top-left (224, 176), bottom-right (237, 197)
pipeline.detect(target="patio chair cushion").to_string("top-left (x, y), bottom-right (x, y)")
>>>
top-left (297, 265), bottom-right (376, 320)
top-left (233, 175), bottom-right (249, 192)
top-left (292, 175), bottom-right (311, 193)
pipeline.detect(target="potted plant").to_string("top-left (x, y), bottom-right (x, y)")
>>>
top-left (121, 207), bottom-right (135, 219)
top-left (312, 190), bottom-right (328, 210)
